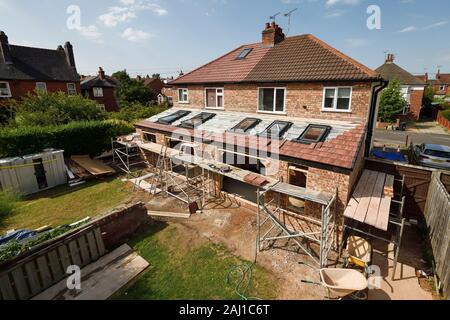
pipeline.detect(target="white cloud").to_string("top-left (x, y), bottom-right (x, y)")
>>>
top-left (76, 25), bottom-right (103, 40)
top-left (423, 21), bottom-right (448, 30)
top-left (121, 27), bottom-right (153, 43)
top-left (326, 0), bottom-right (359, 7)
top-left (345, 38), bottom-right (368, 47)
top-left (99, 0), bottom-right (168, 28)
top-left (325, 10), bottom-right (345, 18)
top-left (399, 26), bottom-right (417, 33)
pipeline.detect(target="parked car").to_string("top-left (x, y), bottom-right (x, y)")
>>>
top-left (414, 144), bottom-right (450, 170)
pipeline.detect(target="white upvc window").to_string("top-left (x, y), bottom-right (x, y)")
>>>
top-left (440, 85), bottom-right (446, 91)
top-left (0, 81), bottom-right (12, 98)
top-left (93, 87), bottom-right (104, 97)
top-left (36, 82), bottom-right (47, 92)
top-left (178, 88), bottom-right (189, 103)
top-left (205, 88), bottom-right (224, 109)
top-left (322, 87), bottom-right (352, 112)
top-left (97, 104), bottom-right (106, 111)
top-left (67, 83), bottom-right (77, 95)
top-left (257, 87), bottom-right (286, 114)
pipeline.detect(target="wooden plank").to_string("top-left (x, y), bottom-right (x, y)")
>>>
top-left (353, 171), bottom-right (378, 223)
top-left (376, 196), bottom-right (392, 231)
top-left (365, 172), bottom-right (386, 227)
top-left (36, 256), bottom-right (52, 288)
top-left (384, 175), bottom-right (395, 197)
top-left (47, 250), bottom-right (64, 282)
top-left (344, 170), bottom-right (372, 219)
top-left (93, 228), bottom-right (106, 256)
top-left (0, 273), bottom-right (16, 300)
top-left (68, 241), bottom-right (82, 267)
top-left (24, 261), bottom-right (42, 295)
top-left (77, 236), bottom-right (91, 266)
top-left (11, 267), bottom-right (30, 300)
top-left (58, 245), bottom-right (72, 273)
top-left (86, 232), bottom-right (99, 261)
top-left (148, 211), bottom-right (191, 219)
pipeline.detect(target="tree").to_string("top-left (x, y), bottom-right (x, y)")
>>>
top-left (379, 80), bottom-right (407, 123)
top-left (112, 70), bottom-right (155, 106)
top-left (422, 85), bottom-right (435, 108)
top-left (10, 91), bottom-right (106, 127)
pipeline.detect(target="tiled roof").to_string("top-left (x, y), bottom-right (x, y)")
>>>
top-left (436, 74), bottom-right (450, 84)
top-left (0, 45), bottom-right (79, 82)
top-left (376, 63), bottom-right (426, 85)
top-left (81, 75), bottom-right (118, 89)
top-left (170, 34), bottom-right (379, 85)
top-left (136, 108), bottom-right (365, 170)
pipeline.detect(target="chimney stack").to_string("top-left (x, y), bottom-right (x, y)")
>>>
top-left (424, 72), bottom-right (429, 82)
top-left (64, 41), bottom-right (76, 69)
top-left (437, 69), bottom-right (441, 80)
top-left (385, 53), bottom-right (395, 64)
top-left (0, 31), bottom-right (12, 64)
top-left (98, 67), bottom-right (105, 80)
top-left (262, 22), bottom-right (285, 47)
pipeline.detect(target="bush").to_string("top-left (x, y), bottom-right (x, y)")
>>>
top-left (10, 91), bottom-right (107, 127)
top-left (108, 102), bottom-right (168, 123)
top-left (379, 80), bottom-right (407, 123)
top-left (0, 120), bottom-right (134, 158)
top-left (442, 109), bottom-right (450, 121)
top-left (0, 191), bottom-right (18, 218)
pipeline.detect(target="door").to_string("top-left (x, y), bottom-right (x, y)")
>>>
top-left (206, 89), bottom-right (217, 108)
top-left (33, 159), bottom-right (48, 190)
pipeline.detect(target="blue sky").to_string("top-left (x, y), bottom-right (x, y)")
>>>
top-left (1, 0), bottom-right (449, 78)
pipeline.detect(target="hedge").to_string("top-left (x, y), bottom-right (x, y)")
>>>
top-left (0, 120), bottom-right (134, 158)
top-left (442, 109), bottom-right (450, 121)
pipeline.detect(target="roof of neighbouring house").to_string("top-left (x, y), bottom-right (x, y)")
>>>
top-left (81, 75), bottom-right (118, 89)
top-left (170, 34), bottom-right (379, 85)
top-left (376, 62), bottom-right (425, 86)
top-left (436, 73), bottom-right (450, 84)
top-left (136, 108), bottom-right (366, 170)
top-left (0, 45), bottom-right (79, 82)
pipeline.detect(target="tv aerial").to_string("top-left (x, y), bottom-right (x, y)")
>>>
top-left (269, 12), bottom-right (281, 23)
top-left (284, 8), bottom-right (298, 35)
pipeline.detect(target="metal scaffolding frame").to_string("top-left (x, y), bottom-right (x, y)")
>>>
top-left (257, 183), bottom-right (337, 268)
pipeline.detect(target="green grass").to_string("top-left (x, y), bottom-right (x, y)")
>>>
top-left (115, 224), bottom-right (278, 300)
top-left (0, 177), bottom-right (132, 234)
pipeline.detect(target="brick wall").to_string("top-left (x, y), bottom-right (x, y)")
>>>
top-left (4, 80), bottom-right (81, 99)
top-left (169, 82), bottom-right (373, 121)
top-left (409, 89), bottom-right (424, 121)
top-left (85, 87), bottom-right (119, 112)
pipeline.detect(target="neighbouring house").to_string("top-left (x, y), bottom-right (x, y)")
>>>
top-left (158, 78), bottom-right (174, 105)
top-left (137, 75), bottom-right (164, 97)
top-left (134, 22), bottom-right (383, 218)
top-left (376, 54), bottom-right (426, 121)
top-left (0, 31), bottom-right (80, 105)
top-left (81, 67), bottom-right (120, 112)
top-left (418, 70), bottom-right (450, 100)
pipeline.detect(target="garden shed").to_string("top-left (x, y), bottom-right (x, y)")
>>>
top-left (0, 149), bottom-right (67, 196)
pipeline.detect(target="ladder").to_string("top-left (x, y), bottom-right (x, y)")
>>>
top-left (148, 145), bottom-right (170, 195)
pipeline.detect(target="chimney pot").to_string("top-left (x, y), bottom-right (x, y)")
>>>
top-left (0, 31), bottom-right (12, 64)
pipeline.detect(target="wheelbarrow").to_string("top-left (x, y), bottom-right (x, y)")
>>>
top-left (300, 264), bottom-right (368, 300)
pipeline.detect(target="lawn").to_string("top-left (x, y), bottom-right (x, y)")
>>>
top-left (115, 223), bottom-right (279, 300)
top-left (0, 177), bottom-right (133, 234)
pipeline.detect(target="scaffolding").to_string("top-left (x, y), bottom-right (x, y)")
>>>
top-left (257, 183), bottom-right (337, 268)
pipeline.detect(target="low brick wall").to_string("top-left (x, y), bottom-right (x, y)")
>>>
top-left (437, 111), bottom-right (450, 130)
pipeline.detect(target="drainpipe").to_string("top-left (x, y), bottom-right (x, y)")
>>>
top-left (365, 79), bottom-right (389, 157)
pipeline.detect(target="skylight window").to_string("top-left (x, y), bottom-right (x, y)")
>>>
top-left (236, 48), bottom-right (253, 60)
top-left (157, 110), bottom-right (191, 125)
top-left (179, 112), bottom-right (216, 129)
top-left (260, 121), bottom-right (293, 139)
top-left (296, 124), bottom-right (332, 145)
top-left (229, 118), bottom-right (261, 133)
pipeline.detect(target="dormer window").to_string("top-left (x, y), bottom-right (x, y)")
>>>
top-left (236, 48), bottom-right (253, 60)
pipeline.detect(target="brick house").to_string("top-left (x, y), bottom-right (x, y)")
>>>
top-left (418, 70), bottom-right (450, 99)
top-left (376, 54), bottom-right (426, 120)
top-left (81, 67), bottom-right (120, 112)
top-left (134, 22), bottom-right (384, 217)
top-left (137, 75), bottom-right (164, 97)
top-left (0, 31), bottom-right (80, 105)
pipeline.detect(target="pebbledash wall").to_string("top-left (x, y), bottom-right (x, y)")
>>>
top-left (169, 82), bottom-right (373, 121)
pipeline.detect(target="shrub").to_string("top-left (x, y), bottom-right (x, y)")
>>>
top-left (10, 91), bottom-right (107, 127)
top-left (108, 102), bottom-right (168, 123)
top-left (442, 109), bottom-right (450, 121)
top-left (0, 120), bottom-right (134, 158)
top-left (0, 191), bottom-right (18, 218)
top-left (379, 80), bottom-right (407, 123)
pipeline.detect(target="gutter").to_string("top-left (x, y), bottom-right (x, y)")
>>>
top-left (365, 78), bottom-right (389, 157)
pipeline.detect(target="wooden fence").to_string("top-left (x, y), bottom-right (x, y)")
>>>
top-left (424, 173), bottom-right (450, 299)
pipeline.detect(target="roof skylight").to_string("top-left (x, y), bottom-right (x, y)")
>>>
top-left (229, 118), bottom-right (261, 133)
top-left (236, 48), bottom-right (253, 60)
top-left (179, 112), bottom-right (216, 129)
top-left (296, 124), bottom-right (332, 144)
top-left (157, 110), bottom-right (191, 125)
top-left (260, 121), bottom-right (293, 139)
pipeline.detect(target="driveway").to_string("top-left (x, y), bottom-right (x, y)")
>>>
top-left (374, 130), bottom-right (450, 146)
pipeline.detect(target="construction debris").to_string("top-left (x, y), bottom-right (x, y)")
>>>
top-left (70, 155), bottom-right (115, 177)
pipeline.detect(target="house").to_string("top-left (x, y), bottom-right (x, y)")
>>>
top-left (81, 67), bottom-right (120, 112)
top-left (137, 75), bottom-right (164, 96)
top-left (134, 22), bottom-right (383, 217)
top-left (0, 31), bottom-right (80, 104)
top-left (418, 70), bottom-right (450, 99)
top-left (376, 54), bottom-right (426, 120)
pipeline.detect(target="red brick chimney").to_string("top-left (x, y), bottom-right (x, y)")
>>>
top-left (385, 53), bottom-right (395, 64)
top-left (437, 69), bottom-right (441, 80)
top-left (262, 22), bottom-right (285, 47)
top-left (0, 31), bottom-right (12, 64)
top-left (98, 67), bottom-right (105, 80)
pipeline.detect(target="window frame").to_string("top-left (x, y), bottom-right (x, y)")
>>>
top-left (0, 81), bottom-right (12, 98)
top-left (236, 48), bottom-right (253, 60)
top-left (93, 87), bottom-right (104, 97)
top-left (296, 124), bottom-right (332, 145)
top-left (321, 87), bottom-right (353, 113)
top-left (67, 83), bottom-right (77, 95)
top-left (205, 87), bottom-right (225, 109)
top-left (260, 120), bottom-right (293, 139)
top-left (440, 85), bottom-right (446, 91)
top-left (97, 104), bottom-right (106, 111)
top-left (257, 87), bottom-right (287, 114)
top-left (178, 88), bottom-right (189, 104)
top-left (35, 82), bottom-right (47, 93)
